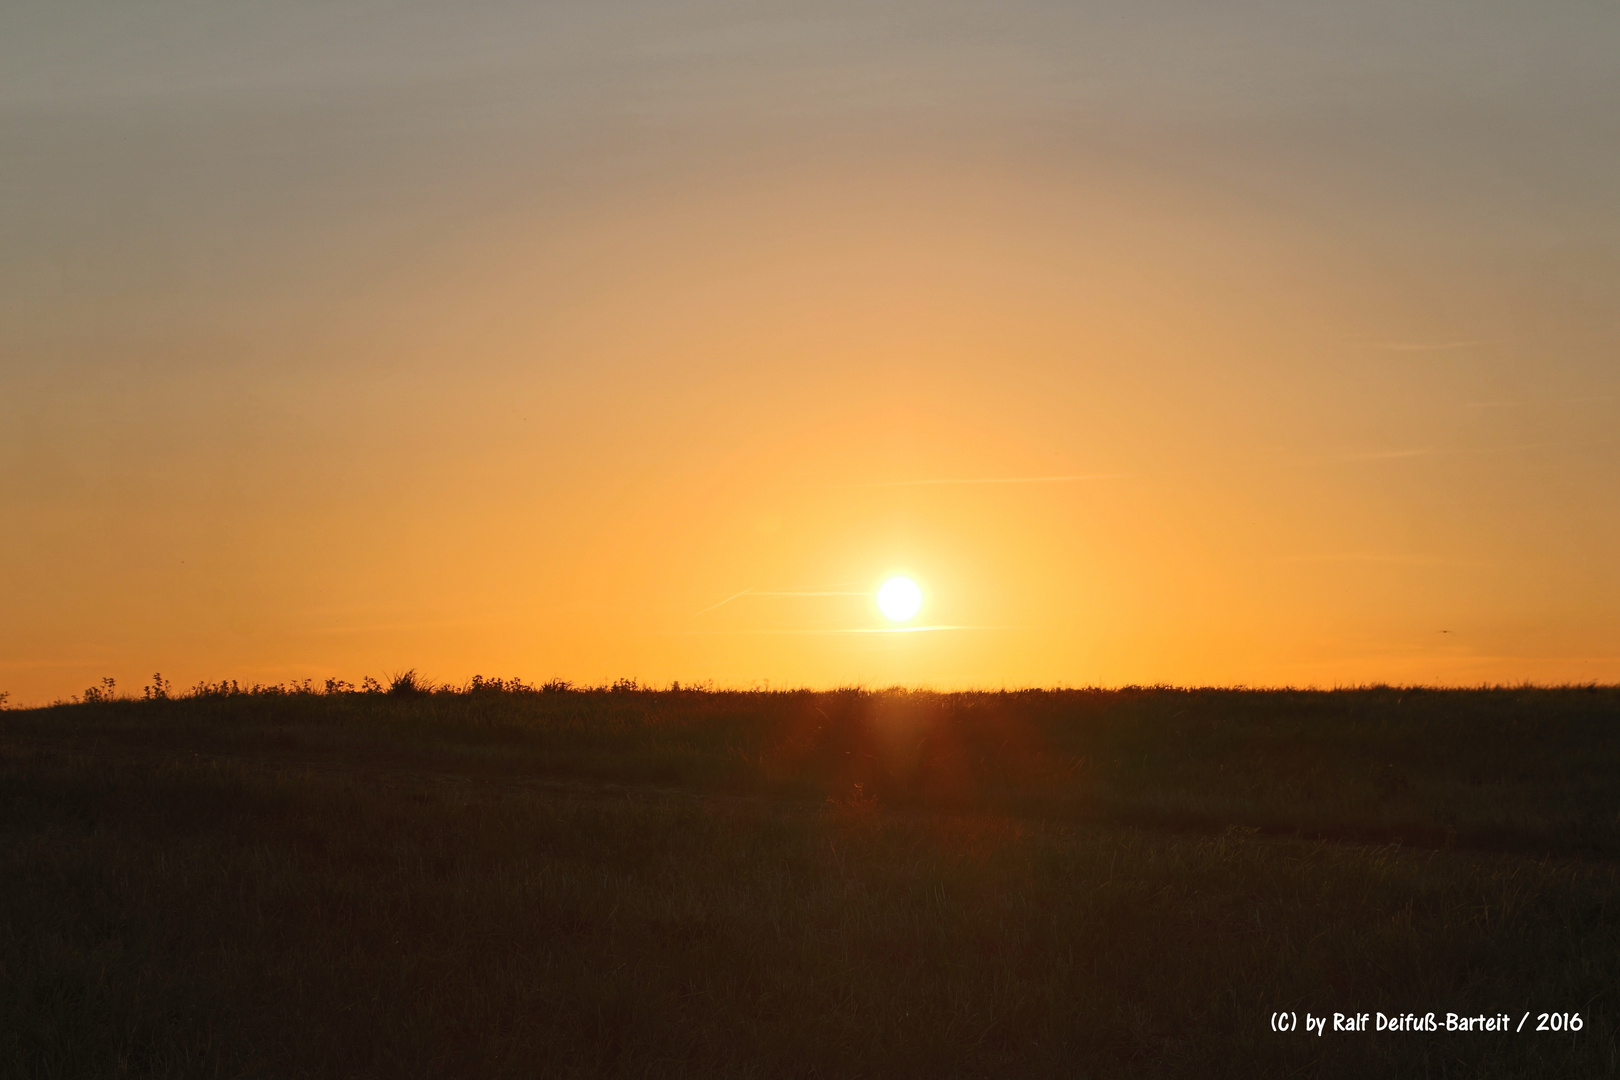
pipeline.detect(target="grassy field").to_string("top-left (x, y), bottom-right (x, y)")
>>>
top-left (3, 681), bottom-right (1618, 1077)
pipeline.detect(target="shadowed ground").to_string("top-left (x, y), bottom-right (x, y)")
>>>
top-left (3, 684), bottom-right (1617, 1076)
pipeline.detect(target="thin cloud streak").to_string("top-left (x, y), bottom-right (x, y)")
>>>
top-left (310, 618), bottom-right (492, 634)
top-left (829, 473), bottom-right (1126, 489)
top-left (1324, 448), bottom-right (1434, 463)
top-left (1367, 340), bottom-right (1485, 352)
top-left (835, 624), bottom-right (1018, 634)
top-left (820, 438), bottom-right (1611, 498)
top-left (1276, 553), bottom-right (1451, 565)
top-left (1297, 437), bottom-right (1611, 469)
top-left (693, 588), bottom-right (758, 616)
top-left (672, 625), bottom-right (1037, 636)
top-left (694, 587), bottom-right (868, 617)
top-left (830, 438), bottom-right (1615, 496)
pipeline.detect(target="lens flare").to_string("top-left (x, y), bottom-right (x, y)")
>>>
top-left (877, 576), bottom-right (922, 621)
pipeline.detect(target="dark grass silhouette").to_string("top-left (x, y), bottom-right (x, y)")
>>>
top-left (2, 682), bottom-right (1617, 1077)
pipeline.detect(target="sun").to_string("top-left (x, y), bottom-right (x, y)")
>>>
top-left (876, 576), bottom-right (922, 621)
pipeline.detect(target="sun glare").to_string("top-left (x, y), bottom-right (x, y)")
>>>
top-left (877, 576), bottom-right (922, 622)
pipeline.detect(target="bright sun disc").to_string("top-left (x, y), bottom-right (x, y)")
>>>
top-left (877, 576), bottom-right (922, 621)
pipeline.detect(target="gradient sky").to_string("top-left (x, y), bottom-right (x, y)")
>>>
top-left (4, 1), bottom-right (1619, 702)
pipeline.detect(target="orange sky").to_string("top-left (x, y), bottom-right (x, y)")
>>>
top-left (4, 2), bottom-right (1619, 703)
